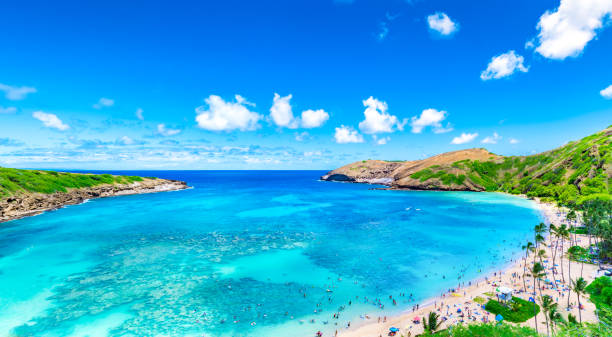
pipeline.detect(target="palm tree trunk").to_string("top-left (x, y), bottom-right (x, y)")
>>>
top-left (567, 252), bottom-right (572, 308)
top-left (552, 237), bottom-right (558, 289)
top-left (537, 279), bottom-right (548, 337)
top-left (523, 253), bottom-right (528, 292)
top-left (533, 275), bottom-right (539, 335)
top-left (560, 239), bottom-right (565, 284)
top-left (577, 294), bottom-right (582, 323)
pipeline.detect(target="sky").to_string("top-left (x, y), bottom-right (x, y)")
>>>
top-left (0, 0), bottom-right (611, 170)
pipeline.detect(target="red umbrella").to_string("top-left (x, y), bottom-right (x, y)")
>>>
top-left (413, 317), bottom-right (420, 322)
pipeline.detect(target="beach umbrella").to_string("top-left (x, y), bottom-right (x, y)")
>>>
top-left (495, 314), bottom-right (504, 322)
top-left (413, 316), bottom-right (420, 322)
top-left (389, 327), bottom-right (399, 332)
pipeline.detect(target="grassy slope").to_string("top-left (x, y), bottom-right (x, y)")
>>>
top-left (0, 167), bottom-right (146, 198)
top-left (408, 126), bottom-right (612, 205)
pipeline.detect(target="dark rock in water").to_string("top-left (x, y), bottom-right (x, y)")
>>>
top-left (321, 174), bottom-right (355, 182)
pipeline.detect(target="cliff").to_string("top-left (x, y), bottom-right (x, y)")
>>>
top-left (322, 126), bottom-right (612, 205)
top-left (0, 168), bottom-right (188, 222)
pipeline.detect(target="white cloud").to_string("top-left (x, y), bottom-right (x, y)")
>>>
top-left (0, 83), bottom-right (36, 100)
top-left (601, 84), bottom-right (612, 99)
top-left (509, 138), bottom-right (520, 144)
top-left (304, 151), bottom-right (322, 157)
top-left (270, 93), bottom-right (298, 128)
top-left (534, 0), bottom-right (612, 60)
top-left (480, 50), bottom-right (528, 80)
top-left (195, 95), bottom-right (262, 131)
top-left (295, 131), bottom-right (310, 141)
top-left (301, 109), bottom-right (329, 128)
top-left (373, 135), bottom-right (391, 145)
top-left (136, 108), bottom-right (144, 120)
top-left (481, 132), bottom-right (501, 144)
top-left (410, 108), bottom-right (451, 133)
top-left (0, 106), bottom-right (17, 114)
top-left (157, 124), bottom-right (181, 136)
top-left (334, 125), bottom-right (364, 144)
top-left (93, 97), bottom-right (114, 109)
top-left (117, 136), bottom-right (134, 145)
top-left (451, 132), bottom-right (478, 145)
top-left (358, 96), bottom-right (406, 134)
top-left (427, 12), bottom-right (459, 36)
top-left (32, 111), bottom-right (69, 131)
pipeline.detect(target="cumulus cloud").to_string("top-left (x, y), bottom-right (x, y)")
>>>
top-left (373, 135), bottom-right (391, 145)
top-left (270, 93), bottom-right (298, 128)
top-left (601, 84), bottom-right (612, 99)
top-left (32, 111), bottom-right (69, 131)
top-left (116, 136), bottom-right (135, 145)
top-left (509, 138), bottom-right (520, 144)
top-left (301, 109), bottom-right (329, 128)
top-left (410, 108), bottom-right (451, 133)
top-left (451, 132), bottom-right (478, 145)
top-left (358, 96), bottom-right (406, 134)
top-left (0, 83), bottom-right (36, 100)
top-left (135, 108), bottom-right (144, 120)
top-left (334, 125), bottom-right (364, 144)
top-left (157, 124), bottom-right (181, 136)
top-left (481, 132), bottom-right (501, 144)
top-left (93, 97), bottom-right (114, 109)
top-left (427, 12), bottom-right (459, 36)
top-left (480, 50), bottom-right (528, 80)
top-left (534, 0), bottom-right (612, 60)
top-left (195, 95), bottom-right (262, 131)
top-left (0, 106), bottom-right (17, 114)
top-left (269, 94), bottom-right (329, 129)
top-left (295, 131), bottom-right (310, 141)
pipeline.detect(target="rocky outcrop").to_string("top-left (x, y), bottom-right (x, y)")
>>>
top-left (321, 148), bottom-right (499, 191)
top-left (0, 178), bottom-right (188, 223)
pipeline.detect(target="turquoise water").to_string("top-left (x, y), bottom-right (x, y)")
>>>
top-left (0, 171), bottom-right (543, 337)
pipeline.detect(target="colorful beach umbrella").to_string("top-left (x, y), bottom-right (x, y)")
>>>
top-left (389, 327), bottom-right (399, 332)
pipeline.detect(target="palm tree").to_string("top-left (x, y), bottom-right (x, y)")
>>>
top-left (537, 249), bottom-right (546, 264)
top-left (521, 241), bottom-right (535, 292)
top-left (540, 295), bottom-right (554, 337)
top-left (422, 311), bottom-right (442, 334)
top-left (571, 277), bottom-right (587, 324)
top-left (529, 262), bottom-right (546, 335)
top-left (549, 224), bottom-right (558, 283)
top-left (548, 303), bottom-right (563, 336)
top-left (557, 224), bottom-right (569, 284)
top-left (567, 209), bottom-right (577, 246)
top-left (535, 223), bottom-right (547, 244)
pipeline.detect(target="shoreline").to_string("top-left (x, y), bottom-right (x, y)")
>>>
top-left (335, 197), bottom-right (601, 337)
top-left (0, 178), bottom-right (189, 223)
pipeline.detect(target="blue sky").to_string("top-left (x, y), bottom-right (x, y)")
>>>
top-left (0, 0), bottom-right (611, 170)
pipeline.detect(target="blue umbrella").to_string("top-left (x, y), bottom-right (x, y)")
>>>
top-left (496, 314), bottom-right (504, 322)
top-left (389, 327), bottom-right (399, 332)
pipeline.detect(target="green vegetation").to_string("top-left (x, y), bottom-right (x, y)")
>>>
top-left (473, 296), bottom-right (485, 304)
top-left (586, 276), bottom-right (612, 309)
top-left (424, 322), bottom-right (538, 336)
top-left (567, 246), bottom-right (595, 263)
top-left (0, 167), bottom-right (144, 198)
top-left (484, 297), bottom-right (539, 323)
top-left (408, 127), bottom-right (612, 206)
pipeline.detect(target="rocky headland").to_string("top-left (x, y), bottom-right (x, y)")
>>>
top-left (0, 178), bottom-right (188, 223)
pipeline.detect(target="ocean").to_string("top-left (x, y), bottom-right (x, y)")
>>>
top-left (0, 170), bottom-right (543, 337)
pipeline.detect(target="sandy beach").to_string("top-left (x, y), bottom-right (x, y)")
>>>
top-left (337, 199), bottom-right (604, 337)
